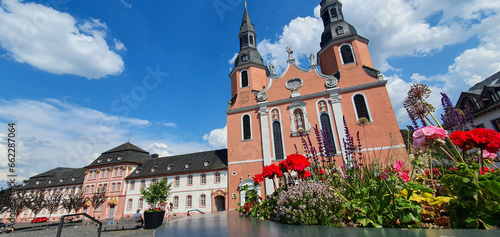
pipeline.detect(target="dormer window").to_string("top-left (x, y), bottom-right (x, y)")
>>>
top-left (48, 180), bottom-right (53, 184)
top-left (203, 160), bottom-right (209, 167)
top-left (184, 163), bottom-right (190, 169)
top-left (72, 177), bottom-right (76, 181)
top-left (336, 26), bottom-right (344, 35)
top-left (36, 180), bottom-right (40, 185)
top-left (60, 178), bottom-right (64, 183)
top-left (107, 157), bottom-right (112, 162)
top-left (241, 54), bottom-right (248, 62)
top-left (151, 166), bottom-right (157, 172)
top-left (135, 169), bottom-right (141, 174)
top-left (117, 155), bottom-right (123, 161)
top-left (167, 164), bottom-right (173, 171)
top-left (97, 159), bottom-right (102, 163)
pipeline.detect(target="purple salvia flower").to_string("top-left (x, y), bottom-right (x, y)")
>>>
top-left (464, 102), bottom-right (477, 130)
top-left (406, 108), bottom-right (419, 132)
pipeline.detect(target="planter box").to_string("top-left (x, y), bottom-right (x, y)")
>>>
top-left (144, 210), bottom-right (165, 229)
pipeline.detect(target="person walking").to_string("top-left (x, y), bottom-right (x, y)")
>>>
top-left (167, 203), bottom-right (174, 221)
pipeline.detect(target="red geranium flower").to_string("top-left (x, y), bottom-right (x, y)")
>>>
top-left (480, 166), bottom-right (493, 175)
top-left (284, 154), bottom-right (310, 172)
top-left (253, 174), bottom-right (264, 184)
top-left (450, 128), bottom-right (500, 153)
top-left (262, 164), bottom-right (282, 179)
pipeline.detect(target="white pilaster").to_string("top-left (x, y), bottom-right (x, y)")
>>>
top-left (328, 90), bottom-right (347, 165)
top-left (258, 104), bottom-right (274, 196)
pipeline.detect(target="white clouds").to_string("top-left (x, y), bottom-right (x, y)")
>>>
top-left (0, 99), bottom-right (149, 185)
top-left (203, 125), bottom-right (227, 149)
top-left (0, 0), bottom-right (125, 79)
top-left (148, 142), bottom-right (172, 157)
top-left (163, 122), bottom-right (177, 128)
top-left (114, 39), bottom-right (127, 51)
top-left (257, 8), bottom-right (323, 73)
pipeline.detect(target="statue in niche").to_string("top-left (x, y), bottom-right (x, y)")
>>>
top-left (295, 111), bottom-right (304, 130)
top-left (320, 102), bottom-right (326, 112)
top-left (272, 110), bottom-right (278, 120)
top-left (269, 63), bottom-right (275, 75)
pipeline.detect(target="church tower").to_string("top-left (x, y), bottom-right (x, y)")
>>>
top-left (226, 4), bottom-right (270, 210)
top-left (317, 0), bottom-right (376, 88)
top-left (228, 4), bottom-right (268, 106)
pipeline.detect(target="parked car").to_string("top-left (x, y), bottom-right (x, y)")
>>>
top-left (31, 217), bottom-right (48, 223)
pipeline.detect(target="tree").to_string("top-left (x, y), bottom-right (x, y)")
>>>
top-left (45, 190), bottom-right (63, 227)
top-left (70, 190), bottom-right (87, 214)
top-left (90, 186), bottom-right (106, 218)
top-left (0, 189), bottom-right (27, 226)
top-left (0, 188), bottom-right (13, 214)
top-left (26, 189), bottom-right (46, 227)
top-left (11, 190), bottom-right (27, 221)
top-left (140, 178), bottom-right (172, 209)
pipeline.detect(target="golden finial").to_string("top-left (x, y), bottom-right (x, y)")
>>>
top-left (245, 0), bottom-right (247, 8)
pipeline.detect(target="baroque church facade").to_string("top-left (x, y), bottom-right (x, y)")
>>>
top-left (3, 0), bottom-right (406, 222)
top-left (226, 0), bottom-right (405, 209)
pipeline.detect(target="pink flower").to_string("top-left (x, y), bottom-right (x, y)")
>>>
top-left (413, 126), bottom-right (448, 150)
top-left (483, 150), bottom-right (498, 159)
top-left (393, 160), bottom-right (404, 170)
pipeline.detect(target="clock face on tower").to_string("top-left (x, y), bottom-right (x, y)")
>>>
top-left (240, 95), bottom-right (250, 104)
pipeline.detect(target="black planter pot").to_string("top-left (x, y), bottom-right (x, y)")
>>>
top-left (144, 210), bottom-right (165, 229)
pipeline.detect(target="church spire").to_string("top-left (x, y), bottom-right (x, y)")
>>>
top-left (234, 3), bottom-right (264, 67)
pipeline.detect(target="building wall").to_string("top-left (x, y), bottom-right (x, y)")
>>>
top-left (82, 164), bottom-right (139, 220)
top-left (474, 111), bottom-right (500, 132)
top-left (123, 170), bottom-right (228, 217)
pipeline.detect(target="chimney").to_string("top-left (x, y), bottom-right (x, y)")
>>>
top-left (151, 154), bottom-right (159, 158)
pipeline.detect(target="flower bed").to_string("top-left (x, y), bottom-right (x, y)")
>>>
top-left (238, 83), bottom-right (500, 229)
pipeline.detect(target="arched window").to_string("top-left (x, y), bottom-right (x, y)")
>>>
top-left (242, 114), bottom-right (251, 140)
top-left (353, 94), bottom-right (371, 121)
top-left (340, 44), bottom-right (355, 64)
top-left (249, 35), bottom-right (254, 46)
top-left (272, 121), bottom-right (284, 160)
top-left (320, 113), bottom-right (337, 155)
top-left (241, 70), bottom-right (249, 87)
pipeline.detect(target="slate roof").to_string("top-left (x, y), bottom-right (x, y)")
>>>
top-left (456, 70), bottom-right (500, 115)
top-left (18, 167), bottom-right (85, 190)
top-left (469, 71), bottom-right (500, 91)
top-left (126, 149), bottom-right (228, 179)
top-left (85, 142), bottom-right (152, 168)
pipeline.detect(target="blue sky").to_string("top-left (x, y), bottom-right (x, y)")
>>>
top-left (1, 0), bottom-right (500, 188)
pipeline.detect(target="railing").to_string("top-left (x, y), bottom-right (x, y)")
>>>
top-left (187, 209), bottom-right (204, 216)
top-left (56, 213), bottom-right (102, 237)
